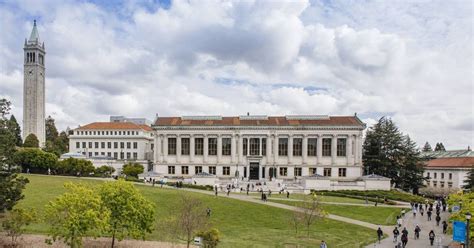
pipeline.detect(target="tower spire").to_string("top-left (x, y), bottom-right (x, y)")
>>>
top-left (28, 20), bottom-right (40, 44)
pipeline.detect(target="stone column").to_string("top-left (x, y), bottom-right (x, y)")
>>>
top-left (156, 135), bottom-right (162, 163)
top-left (217, 134), bottom-right (222, 164)
top-left (266, 134), bottom-right (271, 163)
top-left (331, 134), bottom-right (337, 165)
top-left (190, 134), bottom-right (195, 163)
top-left (316, 134), bottom-right (322, 165)
top-left (288, 134), bottom-right (293, 164)
top-left (273, 134), bottom-right (279, 163)
top-left (238, 134), bottom-right (243, 164)
top-left (356, 134), bottom-right (363, 165)
top-left (176, 134), bottom-right (181, 163)
top-left (203, 134), bottom-right (208, 163)
top-left (163, 134), bottom-right (168, 163)
top-left (259, 137), bottom-right (262, 156)
top-left (231, 134), bottom-right (236, 163)
top-left (246, 137), bottom-right (250, 156)
top-left (347, 135), bottom-right (354, 166)
top-left (302, 134), bottom-right (308, 164)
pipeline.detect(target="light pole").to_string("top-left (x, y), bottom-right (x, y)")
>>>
top-left (466, 212), bottom-right (471, 248)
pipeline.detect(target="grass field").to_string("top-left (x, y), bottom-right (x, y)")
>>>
top-left (263, 193), bottom-right (370, 204)
top-left (269, 199), bottom-right (408, 225)
top-left (14, 174), bottom-right (379, 247)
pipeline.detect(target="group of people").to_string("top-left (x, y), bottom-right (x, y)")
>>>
top-left (377, 198), bottom-right (449, 247)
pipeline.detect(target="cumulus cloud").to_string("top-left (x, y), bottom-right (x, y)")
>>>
top-left (0, 0), bottom-right (472, 149)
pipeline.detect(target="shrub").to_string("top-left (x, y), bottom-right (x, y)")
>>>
top-left (122, 163), bottom-right (144, 178)
top-left (56, 158), bottom-right (95, 176)
top-left (166, 182), bottom-right (213, 191)
top-left (13, 148), bottom-right (58, 174)
top-left (196, 228), bottom-right (220, 248)
top-left (2, 208), bottom-right (37, 246)
top-left (95, 165), bottom-right (115, 177)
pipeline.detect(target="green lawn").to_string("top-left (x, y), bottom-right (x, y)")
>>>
top-left (14, 174), bottom-right (379, 247)
top-left (269, 199), bottom-right (407, 226)
top-left (264, 193), bottom-right (370, 204)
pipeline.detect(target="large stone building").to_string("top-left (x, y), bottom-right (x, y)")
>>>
top-left (67, 121), bottom-right (154, 173)
top-left (152, 115), bottom-right (366, 181)
top-left (422, 149), bottom-right (473, 190)
top-left (23, 20), bottom-right (46, 145)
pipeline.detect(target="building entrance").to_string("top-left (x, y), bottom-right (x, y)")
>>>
top-left (249, 163), bottom-right (259, 180)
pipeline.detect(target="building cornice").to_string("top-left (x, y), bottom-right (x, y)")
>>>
top-left (152, 125), bottom-right (364, 131)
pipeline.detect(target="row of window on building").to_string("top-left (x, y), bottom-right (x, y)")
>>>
top-left (76, 130), bottom-right (141, 136)
top-left (167, 137), bottom-right (349, 157)
top-left (76, 141), bottom-right (144, 150)
top-left (82, 151), bottom-right (138, 160)
top-left (167, 165), bottom-right (347, 177)
top-left (426, 172), bottom-right (452, 180)
top-left (426, 180), bottom-right (453, 188)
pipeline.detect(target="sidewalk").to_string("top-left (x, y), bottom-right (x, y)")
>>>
top-left (366, 208), bottom-right (451, 247)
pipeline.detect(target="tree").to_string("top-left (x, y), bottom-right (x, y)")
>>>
top-left (363, 117), bottom-right (425, 191)
top-left (398, 135), bottom-right (425, 193)
top-left (434, 142), bottom-right (446, 151)
top-left (99, 180), bottom-right (155, 248)
top-left (23, 133), bottom-right (39, 148)
top-left (56, 157), bottom-right (94, 176)
top-left (170, 193), bottom-right (210, 248)
top-left (447, 191), bottom-right (474, 242)
top-left (2, 207), bottom-right (37, 246)
top-left (45, 183), bottom-right (110, 248)
top-left (0, 98), bottom-right (29, 216)
top-left (196, 228), bottom-right (220, 248)
top-left (463, 167), bottom-right (474, 190)
top-left (8, 115), bottom-right (22, 147)
top-left (44, 116), bottom-right (69, 156)
top-left (288, 208), bottom-right (304, 236)
top-left (122, 163), bottom-right (144, 178)
top-left (13, 148), bottom-right (58, 174)
top-left (95, 165), bottom-right (115, 177)
top-left (422, 142), bottom-right (432, 152)
top-left (298, 193), bottom-right (326, 237)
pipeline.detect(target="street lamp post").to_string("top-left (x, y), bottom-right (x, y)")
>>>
top-left (466, 212), bottom-right (471, 248)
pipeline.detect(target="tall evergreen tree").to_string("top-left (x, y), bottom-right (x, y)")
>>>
top-left (8, 115), bottom-right (22, 147)
top-left (45, 116), bottom-right (58, 143)
top-left (422, 142), bottom-right (432, 152)
top-left (0, 98), bottom-right (29, 214)
top-left (463, 168), bottom-right (474, 191)
top-left (434, 142), bottom-right (446, 151)
top-left (44, 116), bottom-right (68, 156)
top-left (363, 117), bottom-right (425, 191)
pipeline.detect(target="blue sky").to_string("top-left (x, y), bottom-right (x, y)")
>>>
top-left (0, 0), bottom-right (472, 149)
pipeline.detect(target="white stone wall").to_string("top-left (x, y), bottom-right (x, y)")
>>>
top-left (68, 129), bottom-right (153, 161)
top-left (423, 168), bottom-right (470, 189)
top-left (154, 127), bottom-right (364, 180)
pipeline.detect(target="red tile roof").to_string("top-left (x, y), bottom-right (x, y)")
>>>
top-left (154, 116), bottom-right (364, 127)
top-left (76, 122), bottom-right (153, 131)
top-left (425, 157), bottom-right (474, 168)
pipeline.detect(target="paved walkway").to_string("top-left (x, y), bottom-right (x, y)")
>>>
top-left (366, 208), bottom-right (451, 248)
top-left (261, 197), bottom-right (411, 208)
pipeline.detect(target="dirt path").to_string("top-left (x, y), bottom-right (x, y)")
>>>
top-left (0, 233), bottom-right (191, 248)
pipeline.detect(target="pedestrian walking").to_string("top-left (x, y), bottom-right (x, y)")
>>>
top-left (442, 221), bottom-right (448, 234)
top-left (206, 207), bottom-right (211, 217)
top-left (427, 210), bottom-right (432, 221)
top-left (435, 215), bottom-right (441, 226)
top-left (414, 225), bottom-right (421, 239)
top-left (420, 207), bottom-right (424, 216)
top-left (320, 240), bottom-right (327, 248)
top-left (377, 227), bottom-right (383, 244)
top-left (401, 227), bottom-right (408, 237)
top-left (428, 230), bottom-right (435, 246)
top-left (413, 208), bottom-right (417, 218)
top-left (393, 226), bottom-right (400, 243)
top-left (401, 209), bottom-right (406, 218)
top-left (401, 233), bottom-right (408, 248)
top-left (397, 217), bottom-right (402, 227)
top-left (287, 191), bottom-right (290, 198)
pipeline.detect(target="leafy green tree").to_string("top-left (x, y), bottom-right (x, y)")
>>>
top-left (0, 98), bottom-right (29, 215)
top-left (56, 158), bottom-right (95, 176)
top-left (13, 148), bottom-right (58, 174)
top-left (447, 191), bottom-right (474, 242)
top-left (422, 142), bottom-right (432, 152)
top-left (2, 207), bottom-right (37, 245)
top-left (23, 133), bottom-right (39, 148)
top-left (122, 163), bottom-right (144, 178)
top-left (196, 228), bottom-right (220, 248)
top-left (45, 183), bottom-right (110, 248)
top-left (95, 165), bottom-right (115, 177)
top-left (363, 117), bottom-right (425, 191)
top-left (463, 167), bottom-right (474, 190)
top-left (8, 115), bottom-right (22, 147)
top-left (99, 180), bottom-right (155, 247)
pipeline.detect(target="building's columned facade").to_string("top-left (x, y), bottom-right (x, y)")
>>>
top-left (153, 115), bottom-right (365, 181)
top-left (23, 20), bottom-right (46, 145)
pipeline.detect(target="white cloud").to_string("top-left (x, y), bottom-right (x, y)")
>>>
top-left (0, 0), bottom-right (472, 149)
